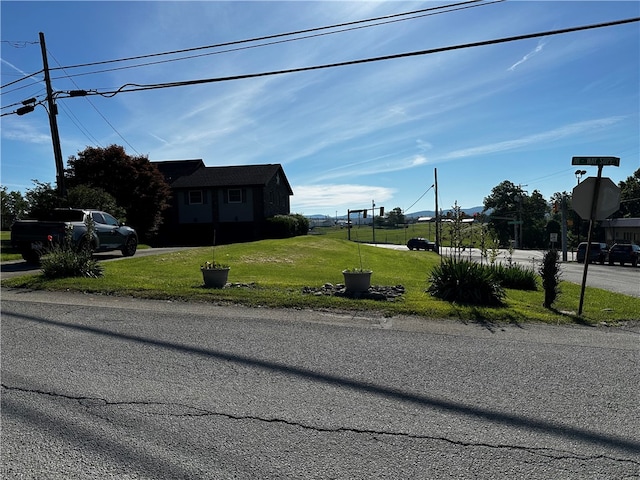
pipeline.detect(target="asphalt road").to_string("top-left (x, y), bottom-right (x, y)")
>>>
top-left (2, 289), bottom-right (639, 479)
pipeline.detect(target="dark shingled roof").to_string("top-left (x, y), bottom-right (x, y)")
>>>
top-left (170, 164), bottom-right (293, 194)
top-left (152, 160), bottom-right (205, 185)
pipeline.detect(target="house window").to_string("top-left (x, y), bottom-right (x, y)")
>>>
top-left (228, 189), bottom-right (242, 203)
top-left (189, 190), bottom-right (203, 205)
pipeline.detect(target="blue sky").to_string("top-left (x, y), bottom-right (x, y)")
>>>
top-left (2, 1), bottom-right (639, 216)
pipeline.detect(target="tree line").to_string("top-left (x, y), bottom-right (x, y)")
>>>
top-left (2, 144), bottom-right (639, 249)
top-left (1, 145), bottom-right (171, 242)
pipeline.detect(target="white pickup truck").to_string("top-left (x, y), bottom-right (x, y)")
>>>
top-left (10, 208), bottom-right (138, 264)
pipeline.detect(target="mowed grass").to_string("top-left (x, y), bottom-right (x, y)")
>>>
top-left (1, 231), bottom-right (22, 262)
top-left (2, 235), bottom-right (638, 324)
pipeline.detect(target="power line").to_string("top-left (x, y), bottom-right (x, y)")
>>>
top-left (46, 49), bottom-right (140, 155)
top-left (1, 0), bottom-right (499, 89)
top-left (73, 17), bottom-right (638, 99)
top-left (50, 0), bottom-right (495, 72)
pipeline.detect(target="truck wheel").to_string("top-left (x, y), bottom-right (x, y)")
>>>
top-left (21, 250), bottom-right (41, 264)
top-left (121, 236), bottom-right (137, 257)
top-left (78, 236), bottom-right (95, 254)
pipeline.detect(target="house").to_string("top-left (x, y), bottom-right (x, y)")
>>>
top-left (601, 217), bottom-right (640, 245)
top-left (153, 160), bottom-right (293, 245)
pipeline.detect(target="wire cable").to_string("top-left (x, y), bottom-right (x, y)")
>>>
top-left (49, 0), bottom-right (494, 72)
top-left (46, 49), bottom-right (140, 154)
top-left (78, 17), bottom-right (639, 99)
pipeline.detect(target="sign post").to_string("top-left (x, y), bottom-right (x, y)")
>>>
top-left (571, 156), bottom-right (620, 315)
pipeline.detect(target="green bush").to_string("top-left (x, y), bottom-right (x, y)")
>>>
top-left (40, 220), bottom-right (104, 279)
top-left (427, 258), bottom-right (505, 306)
top-left (489, 263), bottom-right (538, 290)
top-left (539, 249), bottom-right (561, 308)
top-left (266, 214), bottom-right (310, 238)
top-left (40, 246), bottom-right (104, 279)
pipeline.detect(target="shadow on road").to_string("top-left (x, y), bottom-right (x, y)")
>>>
top-left (4, 309), bottom-right (639, 456)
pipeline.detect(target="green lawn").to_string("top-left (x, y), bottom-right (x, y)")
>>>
top-left (0, 231), bottom-right (22, 262)
top-left (3, 235), bottom-right (637, 325)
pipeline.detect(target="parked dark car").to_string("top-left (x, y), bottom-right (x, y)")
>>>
top-left (607, 243), bottom-right (639, 267)
top-left (576, 242), bottom-right (608, 264)
top-left (407, 237), bottom-right (436, 251)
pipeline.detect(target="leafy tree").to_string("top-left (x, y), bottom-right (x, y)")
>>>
top-left (482, 181), bottom-right (524, 247)
top-left (65, 185), bottom-right (125, 220)
top-left (24, 181), bottom-right (64, 219)
top-left (384, 207), bottom-right (405, 227)
top-left (484, 181), bottom-right (551, 249)
top-left (618, 168), bottom-right (640, 218)
top-left (65, 145), bottom-right (171, 240)
top-left (1, 187), bottom-right (29, 229)
top-left (521, 190), bottom-right (548, 248)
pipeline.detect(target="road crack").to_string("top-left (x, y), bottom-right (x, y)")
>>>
top-left (3, 383), bottom-right (638, 468)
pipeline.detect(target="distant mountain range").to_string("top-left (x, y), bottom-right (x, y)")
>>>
top-left (306, 206), bottom-right (484, 220)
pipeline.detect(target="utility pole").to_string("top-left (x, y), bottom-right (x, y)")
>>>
top-left (372, 199), bottom-right (376, 244)
top-left (39, 32), bottom-right (66, 198)
top-left (434, 168), bottom-right (440, 255)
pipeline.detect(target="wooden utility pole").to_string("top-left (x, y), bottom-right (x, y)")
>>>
top-left (39, 32), bottom-right (66, 198)
top-left (434, 168), bottom-right (440, 255)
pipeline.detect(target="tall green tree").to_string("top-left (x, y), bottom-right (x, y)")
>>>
top-left (482, 181), bottom-right (523, 247)
top-left (521, 190), bottom-right (549, 248)
top-left (65, 185), bottom-right (125, 219)
top-left (65, 145), bottom-right (171, 240)
top-left (1, 186), bottom-right (29, 229)
top-left (384, 207), bottom-right (405, 227)
top-left (24, 181), bottom-right (63, 219)
top-left (618, 168), bottom-right (640, 218)
top-left (483, 181), bottom-right (550, 248)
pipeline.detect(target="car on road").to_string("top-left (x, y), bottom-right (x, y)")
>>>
top-left (607, 243), bottom-right (639, 267)
top-left (407, 237), bottom-right (436, 251)
top-left (576, 242), bottom-right (608, 264)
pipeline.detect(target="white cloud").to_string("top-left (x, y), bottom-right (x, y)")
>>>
top-left (291, 184), bottom-right (396, 213)
top-left (508, 39), bottom-right (546, 71)
top-left (441, 117), bottom-right (624, 160)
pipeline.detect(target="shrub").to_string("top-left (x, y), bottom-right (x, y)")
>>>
top-left (539, 249), bottom-right (561, 308)
top-left (40, 246), bottom-right (104, 279)
top-left (40, 220), bottom-right (103, 279)
top-left (266, 214), bottom-right (310, 238)
top-left (489, 263), bottom-right (538, 290)
top-left (427, 258), bottom-right (505, 306)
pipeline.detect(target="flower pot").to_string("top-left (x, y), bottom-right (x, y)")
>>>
top-left (342, 270), bottom-right (372, 292)
top-left (201, 267), bottom-right (230, 288)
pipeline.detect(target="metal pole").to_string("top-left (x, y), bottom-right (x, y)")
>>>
top-left (578, 165), bottom-right (603, 315)
top-left (39, 32), bottom-right (66, 198)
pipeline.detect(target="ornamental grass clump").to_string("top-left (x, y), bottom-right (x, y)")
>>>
top-left (40, 222), bottom-right (103, 279)
top-left (427, 257), bottom-right (505, 306)
top-left (489, 263), bottom-right (538, 291)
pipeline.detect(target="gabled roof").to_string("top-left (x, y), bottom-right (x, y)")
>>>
top-left (170, 163), bottom-right (293, 194)
top-left (602, 217), bottom-right (640, 228)
top-left (152, 160), bottom-right (205, 185)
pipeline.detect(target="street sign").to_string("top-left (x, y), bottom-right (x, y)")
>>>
top-left (571, 156), bottom-right (620, 167)
top-left (572, 177), bottom-right (621, 220)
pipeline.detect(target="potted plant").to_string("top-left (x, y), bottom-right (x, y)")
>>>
top-left (341, 241), bottom-right (372, 292)
top-left (201, 231), bottom-right (230, 288)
